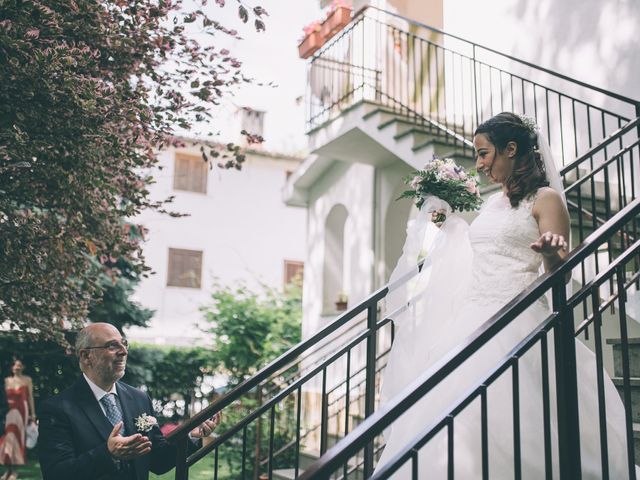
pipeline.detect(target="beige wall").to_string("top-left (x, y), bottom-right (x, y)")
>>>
top-left (322, 0), bottom-right (443, 28)
top-left (385, 0), bottom-right (443, 28)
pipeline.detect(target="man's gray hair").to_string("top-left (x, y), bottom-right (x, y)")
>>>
top-left (75, 328), bottom-right (95, 358)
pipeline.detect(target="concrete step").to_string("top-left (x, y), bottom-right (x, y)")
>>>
top-left (612, 377), bottom-right (640, 423)
top-left (273, 468), bottom-right (299, 480)
top-left (606, 338), bottom-right (640, 378)
top-left (273, 467), bottom-right (365, 480)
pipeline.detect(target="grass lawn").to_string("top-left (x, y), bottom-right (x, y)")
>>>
top-left (150, 455), bottom-right (219, 480)
top-left (5, 452), bottom-right (219, 480)
top-left (1, 455), bottom-right (42, 480)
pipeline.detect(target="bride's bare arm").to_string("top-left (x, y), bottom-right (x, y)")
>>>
top-left (530, 187), bottom-right (570, 273)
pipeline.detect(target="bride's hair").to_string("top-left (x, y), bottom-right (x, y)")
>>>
top-left (474, 112), bottom-right (549, 207)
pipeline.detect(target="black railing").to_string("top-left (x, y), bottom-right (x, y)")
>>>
top-left (307, 6), bottom-right (640, 166)
top-left (168, 8), bottom-right (640, 479)
top-left (256, 347), bottom-right (391, 471)
top-left (300, 198), bottom-right (640, 479)
top-left (562, 117), bottom-right (640, 241)
top-left (168, 260), bottom-right (424, 480)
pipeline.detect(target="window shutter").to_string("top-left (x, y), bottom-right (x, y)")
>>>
top-left (167, 248), bottom-right (203, 288)
top-left (283, 260), bottom-right (304, 287)
top-left (173, 153), bottom-right (208, 194)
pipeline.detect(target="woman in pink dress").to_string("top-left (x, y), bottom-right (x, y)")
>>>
top-left (0, 359), bottom-right (36, 480)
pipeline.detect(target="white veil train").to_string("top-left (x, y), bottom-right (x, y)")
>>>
top-left (376, 123), bottom-right (640, 479)
top-left (380, 126), bottom-right (568, 424)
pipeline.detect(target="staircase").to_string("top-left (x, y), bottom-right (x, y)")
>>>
top-left (168, 5), bottom-right (640, 480)
top-left (609, 337), bottom-right (640, 462)
top-left (300, 200), bottom-right (640, 479)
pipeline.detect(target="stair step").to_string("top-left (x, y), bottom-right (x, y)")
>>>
top-left (395, 129), bottom-right (433, 148)
top-left (612, 378), bottom-right (640, 423)
top-left (606, 338), bottom-right (640, 378)
top-left (378, 117), bottom-right (414, 132)
top-left (412, 136), bottom-right (459, 153)
top-left (273, 468), bottom-right (301, 480)
top-left (361, 105), bottom-right (400, 121)
top-left (392, 125), bottom-right (429, 139)
top-left (606, 338), bottom-right (640, 345)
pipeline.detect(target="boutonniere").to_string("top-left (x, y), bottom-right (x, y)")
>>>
top-left (135, 413), bottom-right (158, 433)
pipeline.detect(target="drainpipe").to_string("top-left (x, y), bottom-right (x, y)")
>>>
top-left (371, 166), bottom-right (380, 292)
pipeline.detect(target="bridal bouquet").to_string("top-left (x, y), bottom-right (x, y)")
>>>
top-left (399, 157), bottom-right (482, 222)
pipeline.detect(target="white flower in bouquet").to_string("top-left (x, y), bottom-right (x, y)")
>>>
top-left (399, 156), bottom-right (482, 219)
top-left (135, 413), bottom-right (158, 433)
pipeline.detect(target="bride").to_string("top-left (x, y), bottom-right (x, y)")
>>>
top-left (376, 112), bottom-right (636, 478)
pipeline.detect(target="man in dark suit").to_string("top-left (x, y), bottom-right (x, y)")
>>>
top-left (38, 323), bottom-right (220, 480)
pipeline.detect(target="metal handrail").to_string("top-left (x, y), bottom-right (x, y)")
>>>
top-left (300, 197), bottom-right (640, 478)
top-left (168, 259), bottom-right (424, 441)
top-left (565, 140), bottom-right (640, 193)
top-left (560, 117), bottom-right (640, 176)
top-left (361, 240), bottom-right (640, 479)
top-left (308, 5), bottom-right (638, 169)
top-left (257, 349), bottom-right (391, 468)
top-left (261, 313), bottom-right (369, 399)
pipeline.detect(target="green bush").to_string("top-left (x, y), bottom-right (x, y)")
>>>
top-left (123, 344), bottom-right (214, 418)
top-left (0, 333), bottom-right (210, 419)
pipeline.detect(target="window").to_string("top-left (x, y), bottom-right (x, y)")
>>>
top-left (284, 260), bottom-right (304, 287)
top-left (240, 108), bottom-right (265, 138)
top-left (173, 153), bottom-right (208, 194)
top-left (167, 248), bottom-right (203, 288)
top-left (323, 204), bottom-right (348, 311)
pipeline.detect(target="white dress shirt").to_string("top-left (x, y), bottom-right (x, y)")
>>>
top-left (83, 373), bottom-right (199, 440)
top-left (83, 373), bottom-right (118, 416)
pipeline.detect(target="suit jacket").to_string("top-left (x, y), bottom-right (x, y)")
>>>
top-left (38, 377), bottom-right (199, 480)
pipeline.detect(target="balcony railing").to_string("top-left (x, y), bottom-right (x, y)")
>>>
top-left (306, 6), bottom-right (640, 167)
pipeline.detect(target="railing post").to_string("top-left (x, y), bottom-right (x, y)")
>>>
top-left (174, 435), bottom-right (189, 480)
top-left (635, 103), bottom-right (640, 142)
top-left (254, 385), bottom-right (263, 480)
top-left (472, 44), bottom-right (479, 130)
top-left (552, 280), bottom-right (582, 479)
top-left (363, 303), bottom-right (378, 477)
top-left (615, 265), bottom-right (638, 480)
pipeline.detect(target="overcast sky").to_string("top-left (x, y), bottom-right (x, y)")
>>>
top-left (191, 1), bottom-right (324, 156)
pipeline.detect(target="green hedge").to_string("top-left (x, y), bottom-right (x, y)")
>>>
top-left (0, 334), bottom-right (212, 420)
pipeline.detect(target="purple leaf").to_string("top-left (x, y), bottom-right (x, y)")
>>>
top-left (253, 6), bottom-right (268, 17)
top-left (238, 5), bottom-right (248, 23)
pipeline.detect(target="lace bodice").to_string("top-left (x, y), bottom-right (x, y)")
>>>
top-left (467, 191), bottom-right (542, 305)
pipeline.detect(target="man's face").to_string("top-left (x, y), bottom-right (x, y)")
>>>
top-left (82, 324), bottom-right (128, 386)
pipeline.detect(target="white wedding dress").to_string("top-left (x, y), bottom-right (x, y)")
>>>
top-left (376, 190), bottom-right (636, 479)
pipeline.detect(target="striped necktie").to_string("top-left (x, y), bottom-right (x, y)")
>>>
top-left (100, 393), bottom-right (124, 427)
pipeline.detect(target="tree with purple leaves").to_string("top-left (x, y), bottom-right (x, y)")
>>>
top-left (0, 0), bottom-right (267, 345)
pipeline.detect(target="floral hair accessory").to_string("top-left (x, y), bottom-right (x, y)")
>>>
top-left (135, 413), bottom-right (158, 433)
top-left (399, 156), bottom-right (482, 222)
top-left (518, 114), bottom-right (538, 135)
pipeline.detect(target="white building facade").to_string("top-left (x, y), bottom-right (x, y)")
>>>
top-left (129, 141), bottom-right (306, 345)
top-left (288, 0), bottom-right (640, 369)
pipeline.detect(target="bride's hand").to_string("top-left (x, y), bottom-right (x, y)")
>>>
top-left (431, 210), bottom-right (446, 228)
top-left (530, 231), bottom-right (568, 256)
